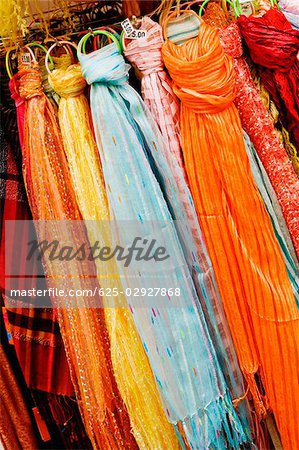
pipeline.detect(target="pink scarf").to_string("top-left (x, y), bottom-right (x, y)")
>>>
top-left (280, 0), bottom-right (299, 14)
top-left (125, 17), bottom-right (183, 167)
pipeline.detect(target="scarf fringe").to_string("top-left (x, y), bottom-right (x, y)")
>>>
top-left (175, 393), bottom-right (250, 450)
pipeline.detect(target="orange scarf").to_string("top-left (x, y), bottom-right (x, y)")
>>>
top-left (162, 22), bottom-right (299, 449)
top-left (19, 63), bottom-right (137, 450)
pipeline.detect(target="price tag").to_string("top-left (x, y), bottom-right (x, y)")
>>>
top-left (127, 29), bottom-right (147, 40)
top-left (121, 18), bottom-right (135, 37)
top-left (21, 52), bottom-right (31, 66)
top-left (121, 18), bottom-right (147, 40)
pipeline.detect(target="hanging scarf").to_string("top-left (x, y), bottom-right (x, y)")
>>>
top-left (0, 84), bottom-right (92, 450)
top-left (238, 9), bottom-right (299, 152)
top-left (162, 22), bottom-right (299, 450)
top-left (203, 3), bottom-right (299, 179)
top-left (124, 17), bottom-right (183, 168)
top-left (0, 77), bottom-right (74, 397)
top-left (18, 62), bottom-right (137, 450)
top-left (243, 130), bottom-right (299, 303)
top-left (202, 3), bottom-right (299, 267)
top-left (48, 63), bottom-right (179, 450)
top-left (79, 42), bottom-right (249, 450)
top-left (124, 17), bottom-right (250, 405)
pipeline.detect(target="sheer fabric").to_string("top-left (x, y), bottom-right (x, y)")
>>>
top-left (48, 63), bottom-right (179, 450)
top-left (18, 62), bottom-right (137, 450)
top-left (123, 16), bottom-right (249, 412)
top-left (4, 72), bottom-right (74, 396)
top-left (79, 42), bottom-right (250, 450)
top-left (162, 22), bottom-right (299, 449)
top-left (279, 0), bottom-right (299, 14)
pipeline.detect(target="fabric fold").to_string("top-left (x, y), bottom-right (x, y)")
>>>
top-left (162, 22), bottom-right (299, 449)
top-left (124, 19), bottom-right (253, 436)
top-left (79, 41), bottom-right (250, 450)
top-left (19, 61), bottom-right (137, 450)
top-left (48, 62), bottom-right (180, 450)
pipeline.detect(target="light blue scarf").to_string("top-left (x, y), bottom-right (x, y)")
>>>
top-left (79, 42), bottom-right (250, 449)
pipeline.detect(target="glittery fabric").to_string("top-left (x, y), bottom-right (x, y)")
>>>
top-left (203, 4), bottom-right (299, 259)
top-left (40, 53), bottom-right (73, 109)
top-left (18, 62), bottom-right (138, 450)
top-left (248, 56), bottom-right (299, 178)
top-left (40, 58), bottom-right (60, 110)
top-left (124, 16), bottom-right (250, 415)
top-left (162, 22), bottom-right (299, 450)
top-left (238, 9), bottom-right (299, 153)
top-left (79, 42), bottom-right (250, 450)
top-left (48, 63), bottom-right (180, 450)
top-left (2, 74), bottom-right (74, 397)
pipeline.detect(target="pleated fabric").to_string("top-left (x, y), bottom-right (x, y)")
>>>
top-left (79, 42), bottom-right (250, 450)
top-left (48, 63), bottom-right (180, 450)
top-left (202, 4), bottom-right (299, 237)
top-left (123, 16), bottom-right (251, 419)
top-left (18, 62), bottom-right (138, 450)
top-left (202, 2), bottom-right (299, 273)
top-left (243, 130), bottom-right (299, 305)
top-left (162, 22), bottom-right (299, 449)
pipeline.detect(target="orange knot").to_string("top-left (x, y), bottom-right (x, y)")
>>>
top-left (232, 384), bottom-right (250, 408)
top-left (19, 65), bottom-right (43, 99)
top-left (245, 372), bottom-right (268, 419)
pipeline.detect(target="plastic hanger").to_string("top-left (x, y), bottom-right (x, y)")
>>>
top-left (45, 40), bottom-right (77, 74)
top-left (5, 44), bottom-right (37, 79)
top-left (77, 29), bottom-right (122, 57)
top-left (162, 8), bottom-right (202, 43)
top-left (27, 42), bottom-right (54, 66)
top-left (44, 33), bottom-right (74, 57)
top-left (93, 27), bottom-right (120, 51)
